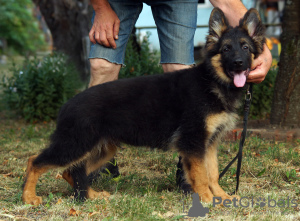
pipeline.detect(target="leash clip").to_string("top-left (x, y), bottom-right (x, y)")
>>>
top-left (245, 85), bottom-right (252, 101)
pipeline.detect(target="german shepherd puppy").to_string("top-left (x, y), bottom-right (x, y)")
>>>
top-left (22, 8), bottom-right (265, 205)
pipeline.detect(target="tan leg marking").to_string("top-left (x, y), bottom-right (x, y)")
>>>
top-left (85, 143), bottom-right (117, 176)
top-left (63, 170), bottom-right (112, 200)
top-left (205, 143), bottom-right (238, 201)
top-left (62, 169), bottom-right (74, 187)
top-left (205, 112), bottom-right (240, 201)
top-left (85, 142), bottom-right (117, 200)
top-left (182, 156), bottom-right (214, 203)
top-left (87, 187), bottom-right (110, 200)
top-left (22, 155), bottom-right (53, 205)
top-left (62, 142), bottom-right (117, 196)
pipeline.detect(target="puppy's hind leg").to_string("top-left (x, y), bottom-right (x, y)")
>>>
top-left (22, 155), bottom-right (53, 205)
top-left (62, 141), bottom-right (117, 201)
top-left (22, 139), bottom-right (93, 205)
top-left (66, 164), bottom-right (89, 201)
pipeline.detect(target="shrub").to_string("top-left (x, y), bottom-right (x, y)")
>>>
top-left (0, 0), bottom-right (46, 55)
top-left (1, 53), bottom-right (82, 122)
top-left (119, 32), bottom-right (163, 79)
top-left (249, 67), bottom-right (277, 119)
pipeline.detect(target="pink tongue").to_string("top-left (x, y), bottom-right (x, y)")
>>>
top-left (233, 72), bottom-right (247, 87)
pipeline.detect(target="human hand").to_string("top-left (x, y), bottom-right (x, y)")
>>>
top-left (248, 44), bottom-right (272, 84)
top-left (89, 2), bottom-right (120, 49)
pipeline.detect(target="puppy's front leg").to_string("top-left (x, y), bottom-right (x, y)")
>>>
top-left (205, 143), bottom-right (232, 200)
top-left (181, 155), bottom-right (214, 203)
top-left (205, 143), bottom-right (240, 201)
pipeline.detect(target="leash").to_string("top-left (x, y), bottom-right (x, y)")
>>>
top-left (219, 83), bottom-right (253, 194)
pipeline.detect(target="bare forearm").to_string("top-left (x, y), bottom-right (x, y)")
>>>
top-left (209, 0), bottom-right (247, 26)
top-left (90, 0), bottom-right (111, 12)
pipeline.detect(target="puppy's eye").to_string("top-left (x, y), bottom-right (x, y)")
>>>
top-left (223, 47), bottom-right (230, 52)
top-left (243, 45), bottom-right (249, 50)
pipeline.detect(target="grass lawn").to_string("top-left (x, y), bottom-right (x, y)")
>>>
top-left (0, 110), bottom-right (300, 221)
top-left (0, 55), bottom-right (299, 220)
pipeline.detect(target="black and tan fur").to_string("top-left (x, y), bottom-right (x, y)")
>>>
top-left (22, 8), bottom-right (265, 205)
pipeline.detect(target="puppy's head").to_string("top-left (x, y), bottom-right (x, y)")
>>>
top-left (206, 8), bottom-right (265, 88)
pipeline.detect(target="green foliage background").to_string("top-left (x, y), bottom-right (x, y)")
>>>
top-left (0, 0), bottom-right (46, 54)
top-left (119, 33), bottom-right (163, 79)
top-left (249, 67), bottom-right (277, 119)
top-left (1, 53), bottom-right (82, 122)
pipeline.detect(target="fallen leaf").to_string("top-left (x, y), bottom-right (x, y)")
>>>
top-left (3, 172), bottom-right (12, 177)
top-left (88, 212), bottom-right (100, 217)
top-left (69, 208), bottom-right (76, 216)
top-left (160, 196), bottom-right (165, 199)
top-left (56, 199), bottom-right (62, 205)
top-left (55, 173), bottom-right (62, 179)
top-left (274, 159), bottom-right (278, 162)
top-left (69, 208), bottom-right (79, 216)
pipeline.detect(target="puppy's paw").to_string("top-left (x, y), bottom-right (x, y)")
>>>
top-left (87, 188), bottom-right (110, 200)
top-left (23, 194), bottom-right (43, 206)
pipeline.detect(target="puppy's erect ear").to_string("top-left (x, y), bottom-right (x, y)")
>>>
top-left (206, 8), bottom-right (229, 49)
top-left (240, 8), bottom-right (265, 54)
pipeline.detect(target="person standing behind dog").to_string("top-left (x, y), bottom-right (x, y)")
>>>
top-left (88, 0), bottom-right (272, 87)
top-left (87, 0), bottom-right (272, 178)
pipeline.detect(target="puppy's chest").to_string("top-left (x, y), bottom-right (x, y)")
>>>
top-left (205, 111), bottom-right (239, 144)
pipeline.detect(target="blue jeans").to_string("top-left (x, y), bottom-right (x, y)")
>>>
top-left (89, 0), bottom-right (198, 65)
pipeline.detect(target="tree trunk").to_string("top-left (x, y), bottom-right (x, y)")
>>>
top-left (270, 0), bottom-right (300, 127)
top-left (32, 0), bottom-right (91, 81)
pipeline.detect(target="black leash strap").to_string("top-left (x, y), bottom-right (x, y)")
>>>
top-left (219, 83), bottom-right (253, 194)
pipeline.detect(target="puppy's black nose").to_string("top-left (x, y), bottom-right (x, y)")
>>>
top-left (234, 59), bottom-right (243, 67)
